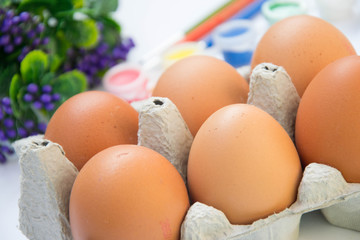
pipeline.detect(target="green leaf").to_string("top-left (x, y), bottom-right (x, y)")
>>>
top-left (18, 0), bottom-right (56, 12)
top-left (17, 86), bottom-right (30, 111)
top-left (54, 0), bottom-right (73, 12)
top-left (18, 0), bottom-right (73, 13)
top-left (99, 16), bottom-right (121, 47)
top-left (52, 70), bottom-right (87, 103)
top-left (47, 32), bottom-right (71, 59)
top-left (40, 72), bottom-right (56, 85)
top-left (20, 50), bottom-right (49, 84)
top-left (64, 19), bottom-right (99, 48)
top-left (48, 54), bottom-right (62, 72)
top-left (101, 15), bottom-right (121, 31)
top-left (0, 64), bottom-right (18, 97)
top-left (71, 0), bottom-right (83, 9)
top-left (9, 74), bottom-right (23, 118)
top-left (84, 0), bottom-right (118, 15)
top-left (101, 23), bottom-right (120, 47)
top-left (0, 0), bottom-right (12, 7)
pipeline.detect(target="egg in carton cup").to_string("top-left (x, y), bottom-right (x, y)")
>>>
top-left (13, 62), bottom-right (360, 240)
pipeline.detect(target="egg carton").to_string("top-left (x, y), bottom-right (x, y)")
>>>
top-left (13, 63), bottom-right (360, 240)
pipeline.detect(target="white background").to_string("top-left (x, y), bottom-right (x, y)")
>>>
top-left (1, 0), bottom-right (360, 239)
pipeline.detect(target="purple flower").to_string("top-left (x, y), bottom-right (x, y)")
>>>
top-left (44, 102), bottom-right (55, 111)
top-left (96, 43), bottom-right (108, 55)
top-left (90, 55), bottom-right (98, 64)
top-left (24, 120), bottom-right (34, 129)
top-left (1, 145), bottom-right (14, 154)
top-left (14, 36), bottom-right (23, 45)
top-left (27, 83), bottom-right (39, 94)
top-left (42, 85), bottom-right (52, 93)
top-left (2, 97), bottom-right (11, 106)
top-left (6, 10), bottom-right (15, 18)
top-left (121, 38), bottom-right (135, 50)
top-left (27, 30), bottom-right (36, 39)
top-left (23, 93), bottom-right (34, 102)
top-left (32, 38), bottom-right (41, 47)
top-left (4, 106), bottom-right (12, 115)
top-left (33, 101), bottom-right (43, 109)
top-left (113, 47), bottom-right (126, 59)
top-left (19, 12), bottom-right (30, 22)
top-left (18, 46), bottom-right (31, 61)
top-left (1, 19), bottom-right (12, 32)
top-left (18, 128), bottom-right (28, 138)
top-left (0, 35), bottom-right (10, 46)
top-left (42, 37), bottom-right (49, 45)
top-left (36, 23), bottom-right (45, 33)
top-left (4, 44), bottom-right (14, 53)
top-left (6, 129), bottom-right (16, 138)
top-left (52, 93), bottom-right (61, 102)
top-left (40, 94), bottom-right (52, 103)
top-left (12, 16), bottom-right (21, 24)
top-left (18, 53), bottom-right (26, 62)
top-left (11, 26), bottom-right (21, 35)
top-left (4, 118), bottom-right (14, 128)
top-left (37, 122), bottom-right (47, 133)
top-left (0, 130), bottom-right (6, 141)
top-left (99, 58), bottom-right (108, 68)
top-left (0, 153), bottom-right (6, 164)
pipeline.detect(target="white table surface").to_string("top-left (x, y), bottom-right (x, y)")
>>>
top-left (1, 0), bottom-right (360, 239)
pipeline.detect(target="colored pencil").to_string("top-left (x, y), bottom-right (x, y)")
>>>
top-left (185, 0), bottom-right (238, 34)
top-left (179, 0), bottom-right (255, 42)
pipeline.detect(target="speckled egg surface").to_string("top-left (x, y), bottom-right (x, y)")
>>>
top-left (152, 55), bottom-right (249, 136)
top-left (251, 15), bottom-right (356, 97)
top-left (44, 91), bottom-right (139, 170)
top-left (187, 104), bottom-right (302, 225)
top-left (295, 55), bottom-right (360, 183)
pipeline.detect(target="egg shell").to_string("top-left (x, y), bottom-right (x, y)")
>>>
top-left (69, 144), bottom-right (190, 240)
top-left (295, 55), bottom-right (360, 183)
top-left (187, 104), bottom-right (303, 225)
top-left (251, 15), bottom-right (356, 97)
top-left (44, 91), bottom-right (139, 170)
top-left (152, 55), bottom-right (249, 136)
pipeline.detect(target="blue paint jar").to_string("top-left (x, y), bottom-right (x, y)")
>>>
top-left (212, 19), bottom-right (256, 68)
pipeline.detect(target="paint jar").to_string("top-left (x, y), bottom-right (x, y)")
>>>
top-left (261, 0), bottom-right (307, 25)
top-left (162, 41), bottom-right (206, 68)
top-left (212, 19), bottom-right (256, 68)
top-left (102, 63), bottom-right (150, 102)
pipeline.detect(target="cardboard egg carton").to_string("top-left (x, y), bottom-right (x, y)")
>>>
top-left (13, 63), bottom-right (360, 240)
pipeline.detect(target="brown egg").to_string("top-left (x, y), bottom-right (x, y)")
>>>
top-left (295, 55), bottom-right (360, 183)
top-left (44, 91), bottom-right (138, 170)
top-left (251, 15), bottom-right (356, 97)
top-left (152, 55), bottom-right (249, 136)
top-left (69, 144), bottom-right (190, 240)
top-left (187, 104), bottom-right (302, 225)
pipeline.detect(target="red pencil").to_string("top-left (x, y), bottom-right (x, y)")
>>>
top-left (180, 0), bottom-right (254, 42)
